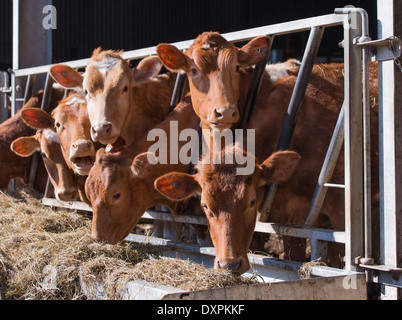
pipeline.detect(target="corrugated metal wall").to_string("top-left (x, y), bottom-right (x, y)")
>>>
top-left (0, 0), bottom-right (378, 69)
top-left (0, 0), bottom-right (12, 70)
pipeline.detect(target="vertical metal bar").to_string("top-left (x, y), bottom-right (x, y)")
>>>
top-left (377, 0), bottom-right (402, 300)
top-left (342, 12), bottom-right (364, 273)
top-left (0, 72), bottom-right (9, 122)
top-left (259, 26), bottom-right (325, 222)
top-left (361, 43), bottom-right (374, 265)
top-left (241, 41), bottom-right (273, 129)
top-left (304, 103), bottom-right (345, 227)
top-left (23, 74), bottom-right (36, 105)
top-left (28, 72), bottom-right (54, 185)
top-left (40, 72), bottom-right (54, 112)
top-left (169, 72), bottom-right (186, 113)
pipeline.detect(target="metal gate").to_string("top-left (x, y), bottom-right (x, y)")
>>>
top-left (6, 6), bottom-right (402, 299)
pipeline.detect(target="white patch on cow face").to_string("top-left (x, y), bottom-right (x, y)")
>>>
top-left (43, 129), bottom-right (60, 144)
top-left (65, 96), bottom-right (86, 106)
top-left (93, 57), bottom-right (119, 75)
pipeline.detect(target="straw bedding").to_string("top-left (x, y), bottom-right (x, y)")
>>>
top-left (0, 187), bottom-right (257, 300)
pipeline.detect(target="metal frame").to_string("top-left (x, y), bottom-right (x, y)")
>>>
top-left (8, 8), bottom-right (402, 297)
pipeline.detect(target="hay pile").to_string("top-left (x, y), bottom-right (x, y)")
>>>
top-left (0, 188), bottom-right (257, 300)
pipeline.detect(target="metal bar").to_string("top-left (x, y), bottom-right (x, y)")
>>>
top-left (0, 72), bottom-right (9, 122)
top-left (125, 234), bottom-right (353, 278)
top-left (341, 11), bottom-right (364, 273)
top-left (336, 5), bottom-right (374, 268)
top-left (28, 73), bottom-right (55, 185)
top-left (40, 72), bottom-right (54, 112)
top-left (377, 0), bottom-right (402, 300)
top-left (241, 42), bottom-right (272, 129)
top-left (141, 210), bottom-right (345, 244)
top-left (259, 26), bottom-right (325, 222)
top-left (12, 14), bottom-right (345, 78)
top-left (23, 74), bottom-right (36, 105)
top-left (304, 104), bottom-right (345, 227)
top-left (169, 72), bottom-right (186, 113)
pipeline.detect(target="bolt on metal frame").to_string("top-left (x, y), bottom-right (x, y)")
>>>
top-left (8, 9), bottom-right (401, 289)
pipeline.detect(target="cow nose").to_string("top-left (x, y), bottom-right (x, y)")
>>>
top-left (72, 140), bottom-right (92, 150)
top-left (211, 105), bottom-right (239, 123)
top-left (56, 189), bottom-right (78, 201)
top-left (217, 260), bottom-right (243, 273)
top-left (91, 122), bottom-right (113, 140)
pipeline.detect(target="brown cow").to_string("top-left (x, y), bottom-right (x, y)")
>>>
top-left (20, 93), bottom-right (97, 177)
top-left (0, 89), bottom-right (64, 192)
top-left (11, 129), bottom-right (78, 201)
top-left (155, 146), bottom-right (300, 274)
top-left (85, 96), bottom-right (201, 244)
top-left (49, 50), bottom-right (177, 148)
top-left (157, 32), bottom-right (379, 266)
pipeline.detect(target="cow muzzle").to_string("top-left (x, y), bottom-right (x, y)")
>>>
top-left (215, 256), bottom-right (250, 275)
top-left (91, 121), bottom-right (117, 144)
top-left (207, 105), bottom-right (239, 130)
top-left (69, 139), bottom-right (96, 176)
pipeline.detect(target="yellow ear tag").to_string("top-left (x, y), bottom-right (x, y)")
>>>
top-left (168, 55), bottom-right (173, 62)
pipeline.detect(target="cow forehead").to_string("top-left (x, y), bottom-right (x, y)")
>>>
top-left (84, 61), bottom-right (128, 94)
top-left (188, 32), bottom-right (237, 72)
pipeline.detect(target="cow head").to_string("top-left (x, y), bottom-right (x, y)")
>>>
top-left (155, 147), bottom-right (300, 274)
top-left (11, 130), bottom-right (78, 201)
top-left (50, 51), bottom-right (163, 147)
top-left (85, 150), bottom-right (161, 244)
top-left (157, 32), bottom-right (272, 131)
top-left (19, 94), bottom-right (96, 176)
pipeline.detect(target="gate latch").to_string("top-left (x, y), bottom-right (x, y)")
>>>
top-left (355, 36), bottom-right (402, 70)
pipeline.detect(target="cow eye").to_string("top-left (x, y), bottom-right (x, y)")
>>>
top-left (55, 122), bottom-right (61, 129)
top-left (123, 86), bottom-right (128, 93)
top-left (113, 193), bottom-right (121, 200)
top-left (41, 152), bottom-right (48, 160)
top-left (235, 65), bottom-right (240, 72)
top-left (201, 203), bottom-right (208, 211)
top-left (84, 90), bottom-right (88, 96)
top-left (250, 198), bottom-right (256, 207)
top-left (190, 68), bottom-right (198, 76)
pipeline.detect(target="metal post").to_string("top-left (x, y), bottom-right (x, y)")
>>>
top-left (377, 0), bottom-right (402, 300)
top-left (341, 11), bottom-right (364, 273)
top-left (259, 26), bottom-right (325, 222)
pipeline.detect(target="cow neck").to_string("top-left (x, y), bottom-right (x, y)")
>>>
top-left (126, 73), bottom-right (176, 144)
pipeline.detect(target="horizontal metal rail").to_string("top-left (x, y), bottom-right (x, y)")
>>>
top-left (12, 13), bottom-right (344, 77)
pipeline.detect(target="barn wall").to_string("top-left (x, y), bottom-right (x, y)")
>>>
top-left (0, 0), bottom-right (378, 70)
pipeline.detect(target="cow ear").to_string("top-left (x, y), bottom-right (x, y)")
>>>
top-left (259, 151), bottom-right (301, 186)
top-left (155, 172), bottom-right (201, 200)
top-left (238, 35), bottom-right (272, 67)
top-left (20, 108), bottom-right (55, 130)
top-left (131, 152), bottom-right (157, 177)
top-left (11, 137), bottom-right (40, 157)
top-left (157, 44), bottom-right (188, 71)
top-left (132, 56), bottom-right (163, 83)
top-left (50, 65), bottom-right (84, 89)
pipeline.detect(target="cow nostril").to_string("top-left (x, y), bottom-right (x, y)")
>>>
top-left (214, 109), bottom-right (223, 119)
